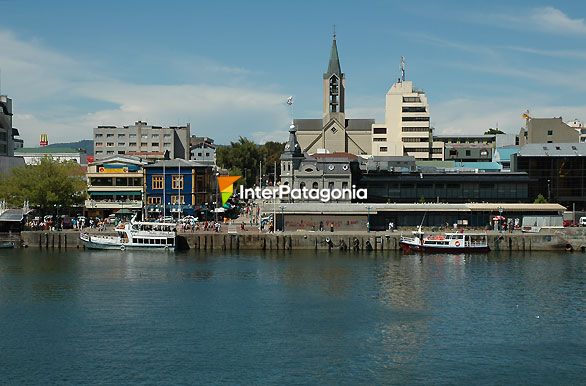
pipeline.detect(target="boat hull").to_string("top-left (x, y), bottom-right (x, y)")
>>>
top-left (80, 234), bottom-right (174, 251)
top-left (400, 241), bottom-right (490, 254)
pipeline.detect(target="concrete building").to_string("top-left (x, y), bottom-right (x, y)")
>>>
top-left (14, 147), bottom-right (85, 165)
top-left (293, 35), bottom-right (374, 155)
top-left (190, 136), bottom-right (216, 165)
top-left (371, 70), bottom-right (442, 159)
top-left (85, 155), bottom-right (147, 218)
top-left (93, 121), bottom-right (190, 161)
top-left (0, 95), bottom-right (14, 157)
top-left (519, 117), bottom-right (580, 145)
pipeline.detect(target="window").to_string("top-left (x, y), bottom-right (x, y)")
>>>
top-left (312, 182), bottom-right (319, 189)
top-left (107, 142), bottom-right (114, 147)
top-left (141, 142), bottom-right (148, 146)
top-left (163, 133), bottom-right (171, 138)
top-left (380, 146), bottom-right (388, 152)
top-left (151, 142), bottom-right (158, 147)
top-left (141, 134), bottom-right (148, 139)
top-left (95, 133), bottom-right (103, 138)
top-left (402, 116), bottom-right (429, 121)
top-left (118, 151), bottom-right (125, 154)
top-left (163, 142), bottom-right (171, 147)
top-left (403, 97), bottom-right (421, 103)
top-left (129, 142), bottom-right (137, 147)
top-left (205, 153), bottom-right (210, 157)
top-left (129, 133), bottom-right (137, 138)
top-left (118, 133), bottom-right (125, 138)
top-left (299, 182), bottom-right (306, 189)
top-left (342, 182), bottom-right (348, 189)
top-left (373, 138), bottom-right (386, 142)
top-left (197, 153), bottom-right (202, 157)
top-left (402, 106), bottom-right (426, 113)
top-left (402, 127), bottom-right (430, 132)
top-left (118, 142), bottom-right (125, 146)
top-left (106, 133), bottom-right (114, 138)
top-left (547, 140), bottom-right (553, 143)
top-left (331, 127), bottom-right (338, 134)
top-left (172, 175), bottom-right (184, 189)
top-left (449, 149), bottom-right (458, 156)
top-left (152, 134), bottom-right (159, 138)
top-left (547, 130), bottom-right (553, 135)
top-left (171, 195), bottom-right (185, 204)
top-left (95, 150), bottom-right (103, 154)
top-left (106, 151), bottom-right (114, 154)
top-left (147, 196), bottom-right (161, 204)
top-left (373, 127), bottom-right (387, 134)
top-left (465, 150), bottom-right (471, 156)
top-left (152, 175), bottom-right (164, 189)
top-left (96, 142), bottom-right (103, 146)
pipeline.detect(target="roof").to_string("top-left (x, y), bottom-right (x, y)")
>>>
top-left (494, 146), bottom-right (519, 162)
top-left (293, 118), bottom-right (375, 132)
top-left (261, 202), bottom-right (565, 215)
top-left (89, 154), bottom-right (147, 166)
top-left (15, 147), bottom-right (81, 154)
top-left (324, 37), bottom-right (342, 78)
top-left (518, 143), bottom-right (586, 157)
top-left (452, 162), bottom-right (502, 171)
top-left (311, 152), bottom-right (359, 161)
top-left (0, 209), bottom-right (24, 222)
top-left (143, 159), bottom-right (211, 168)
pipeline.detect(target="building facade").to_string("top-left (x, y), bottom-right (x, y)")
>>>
top-left (519, 117), bottom-right (580, 145)
top-left (294, 35), bottom-right (374, 155)
top-left (85, 155), bottom-right (147, 218)
top-left (93, 121), bottom-right (190, 161)
top-left (190, 137), bottom-right (216, 165)
top-left (144, 159), bottom-right (214, 219)
top-left (14, 147), bottom-right (85, 165)
top-left (0, 95), bottom-right (14, 157)
top-left (511, 143), bottom-right (586, 210)
top-left (371, 77), bottom-right (442, 159)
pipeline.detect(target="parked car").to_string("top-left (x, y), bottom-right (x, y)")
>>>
top-left (580, 217), bottom-right (586, 226)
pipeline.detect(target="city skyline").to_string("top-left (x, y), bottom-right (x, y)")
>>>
top-left (1, 0), bottom-right (586, 146)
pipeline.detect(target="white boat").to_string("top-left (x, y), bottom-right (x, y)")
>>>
top-left (400, 229), bottom-right (490, 254)
top-left (80, 217), bottom-right (176, 250)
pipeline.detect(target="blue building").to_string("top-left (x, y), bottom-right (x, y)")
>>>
top-left (144, 159), bottom-right (214, 219)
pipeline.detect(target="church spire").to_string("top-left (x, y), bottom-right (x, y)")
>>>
top-left (324, 33), bottom-right (342, 78)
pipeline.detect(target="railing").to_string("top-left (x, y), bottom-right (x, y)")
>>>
top-left (84, 200), bottom-right (143, 209)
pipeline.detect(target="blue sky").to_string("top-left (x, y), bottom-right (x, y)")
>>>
top-left (1, 0), bottom-right (586, 146)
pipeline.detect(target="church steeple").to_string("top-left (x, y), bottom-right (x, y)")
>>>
top-left (325, 35), bottom-right (342, 78)
top-left (323, 33), bottom-right (345, 116)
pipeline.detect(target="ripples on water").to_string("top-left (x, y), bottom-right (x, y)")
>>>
top-left (0, 249), bottom-right (584, 384)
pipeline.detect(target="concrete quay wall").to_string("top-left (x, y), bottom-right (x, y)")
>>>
top-left (19, 229), bottom-right (586, 252)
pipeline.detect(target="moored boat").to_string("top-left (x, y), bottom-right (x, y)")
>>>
top-left (80, 217), bottom-right (176, 250)
top-left (400, 229), bottom-right (490, 254)
top-left (0, 241), bottom-right (15, 249)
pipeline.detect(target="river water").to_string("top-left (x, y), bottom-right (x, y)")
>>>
top-left (0, 249), bottom-right (584, 385)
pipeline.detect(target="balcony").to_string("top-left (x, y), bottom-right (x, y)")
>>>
top-left (84, 200), bottom-right (143, 209)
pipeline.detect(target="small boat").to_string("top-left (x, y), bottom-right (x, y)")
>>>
top-left (80, 217), bottom-right (176, 250)
top-left (400, 229), bottom-right (490, 254)
top-left (0, 241), bottom-right (15, 249)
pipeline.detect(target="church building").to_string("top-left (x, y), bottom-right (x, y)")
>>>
top-left (294, 35), bottom-right (374, 156)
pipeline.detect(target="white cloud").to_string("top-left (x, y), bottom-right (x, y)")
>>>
top-left (0, 30), bottom-right (290, 146)
top-left (528, 6), bottom-right (586, 35)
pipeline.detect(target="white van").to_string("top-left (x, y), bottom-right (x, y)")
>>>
top-left (580, 217), bottom-right (586, 226)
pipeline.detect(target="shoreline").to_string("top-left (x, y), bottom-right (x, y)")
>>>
top-left (14, 228), bottom-right (586, 252)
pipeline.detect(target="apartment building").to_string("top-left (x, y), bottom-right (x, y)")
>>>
top-left (93, 121), bottom-right (190, 161)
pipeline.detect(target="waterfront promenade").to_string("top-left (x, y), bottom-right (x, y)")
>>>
top-left (18, 227), bottom-right (586, 252)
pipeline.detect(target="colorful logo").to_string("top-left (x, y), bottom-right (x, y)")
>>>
top-left (217, 176), bottom-right (241, 205)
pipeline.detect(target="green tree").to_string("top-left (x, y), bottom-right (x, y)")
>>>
top-left (534, 194), bottom-right (548, 203)
top-left (484, 128), bottom-right (505, 135)
top-left (0, 157), bottom-right (86, 214)
top-left (216, 137), bottom-right (285, 187)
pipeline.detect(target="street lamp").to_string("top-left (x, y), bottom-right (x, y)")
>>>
top-left (366, 205), bottom-right (372, 233)
top-left (215, 172), bottom-right (220, 222)
top-left (279, 205), bottom-right (286, 232)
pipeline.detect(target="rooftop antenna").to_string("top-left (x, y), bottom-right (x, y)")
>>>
top-left (400, 56), bottom-right (405, 82)
top-left (333, 24), bottom-right (336, 39)
top-left (286, 96), bottom-right (294, 125)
